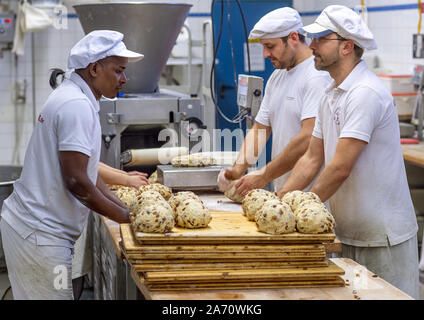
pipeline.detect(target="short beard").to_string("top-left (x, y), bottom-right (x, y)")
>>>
top-left (314, 52), bottom-right (340, 71)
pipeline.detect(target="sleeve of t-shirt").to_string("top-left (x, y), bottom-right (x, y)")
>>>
top-left (55, 99), bottom-right (95, 157)
top-left (339, 86), bottom-right (384, 143)
top-left (254, 72), bottom-right (277, 127)
top-left (300, 74), bottom-right (331, 121)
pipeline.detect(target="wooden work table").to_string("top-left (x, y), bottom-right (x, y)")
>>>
top-left (402, 141), bottom-right (424, 167)
top-left (102, 215), bottom-right (413, 300)
top-left (129, 257), bottom-right (413, 300)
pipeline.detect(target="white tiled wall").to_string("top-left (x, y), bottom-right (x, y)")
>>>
top-left (2, 0), bottom-right (421, 166)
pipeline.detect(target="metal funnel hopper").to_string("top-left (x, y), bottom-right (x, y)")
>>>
top-left (73, 2), bottom-right (192, 94)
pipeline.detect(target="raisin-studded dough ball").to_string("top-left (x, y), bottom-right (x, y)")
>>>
top-left (114, 186), bottom-right (139, 207)
top-left (171, 154), bottom-right (216, 167)
top-left (255, 199), bottom-right (296, 235)
top-left (242, 189), bottom-right (278, 221)
top-left (148, 170), bottom-right (158, 184)
top-left (224, 180), bottom-right (243, 203)
top-left (281, 190), bottom-right (304, 210)
top-left (132, 203), bottom-right (175, 233)
top-left (129, 190), bottom-right (168, 220)
top-left (175, 198), bottom-right (212, 229)
top-left (293, 199), bottom-right (326, 216)
top-left (282, 191), bottom-right (321, 213)
top-left (139, 183), bottom-right (172, 200)
top-left (168, 191), bottom-right (201, 213)
top-left (295, 204), bottom-right (336, 234)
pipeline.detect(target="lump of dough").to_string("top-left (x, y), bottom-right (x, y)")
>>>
top-left (139, 183), bottom-right (172, 200)
top-left (175, 198), bottom-right (212, 229)
top-left (255, 199), bottom-right (296, 235)
top-left (169, 191), bottom-right (201, 211)
top-left (295, 204), bottom-right (336, 234)
top-left (242, 189), bottom-right (278, 221)
top-left (171, 154), bottom-right (216, 167)
top-left (129, 190), bottom-right (169, 221)
top-left (282, 190), bottom-right (321, 213)
top-left (293, 199), bottom-right (326, 216)
top-left (132, 203), bottom-right (175, 233)
top-left (224, 180), bottom-right (243, 203)
top-left (148, 170), bottom-right (158, 184)
top-left (281, 190), bottom-right (304, 210)
top-left (114, 186), bottom-right (140, 207)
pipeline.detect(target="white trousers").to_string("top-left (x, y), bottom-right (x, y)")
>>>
top-left (0, 219), bottom-right (74, 300)
top-left (342, 235), bottom-right (419, 300)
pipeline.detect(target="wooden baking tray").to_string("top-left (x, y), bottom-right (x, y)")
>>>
top-left (130, 211), bottom-right (336, 245)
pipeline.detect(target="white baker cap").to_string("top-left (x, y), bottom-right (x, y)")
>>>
top-left (248, 7), bottom-right (303, 40)
top-left (67, 30), bottom-right (144, 70)
top-left (300, 5), bottom-right (377, 50)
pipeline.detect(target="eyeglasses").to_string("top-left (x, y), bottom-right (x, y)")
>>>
top-left (312, 36), bottom-right (346, 44)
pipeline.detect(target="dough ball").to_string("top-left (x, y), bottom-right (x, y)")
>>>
top-left (255, 199), bottom-right (296, 235)
top-left (132, 203), bottom-right (175, 233)
top-left (293, 199), bottom-right (326, 216)
top-left (224, 180), bottom-right (243, 203)
top-left (148, 170), bottom-right (158, 184)
top-left (129, 190), bottom-right (168, 220)
top-left (169, 191), bottom-right (201, 211)
top-left (171, 154), bottom-right (216, 167)
top-left (114, 186), bottom-right (139, 207)
top-left (175, 198), bottom-right (212, 229)
top-left (282, 190), bottom-right (321, 213)
top-left (281, 190), bottom-right (304, 210)
top-left (242, 189), bottom-right (278, 221)
top-left (295, 204), bottom-right (336, 234)
top-left (139, 183), bottom-right (172, 200)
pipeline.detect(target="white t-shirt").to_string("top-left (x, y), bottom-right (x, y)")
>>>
top-left (1, 72), bottom-right (102, 248)
top-left (312, 60), bottom-right (418, 247)
top-left (255, 56), bottom-right (332, 191)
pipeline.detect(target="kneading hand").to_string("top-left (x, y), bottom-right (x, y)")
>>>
top-left (217, 167), bottom-right (232, 192)
top-left (126, 171), bottom-right (149, 188)
top-left (235, 170), bottom-right (267, 197)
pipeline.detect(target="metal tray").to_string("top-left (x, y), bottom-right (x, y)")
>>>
top-left (157, 165), bottom-right (224, 190)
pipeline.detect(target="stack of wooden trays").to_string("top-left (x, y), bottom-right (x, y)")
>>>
top-left (120, 211), bottom-right (345, 291)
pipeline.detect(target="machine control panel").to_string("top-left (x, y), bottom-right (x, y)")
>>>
top-left (0, 14), bottom-right (15, 43)
top-left (237, 74), bottom-right (263, 128)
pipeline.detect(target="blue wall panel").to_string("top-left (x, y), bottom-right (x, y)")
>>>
top-left (212, 0), bottom-right (293, 162)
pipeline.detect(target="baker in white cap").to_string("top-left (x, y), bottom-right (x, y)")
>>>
top-left (0, 30), bottom-right (144, 300)
top-left (279, 5), bottom-right (419, 299)
top-left (218, 7), bottom-right (331, 196)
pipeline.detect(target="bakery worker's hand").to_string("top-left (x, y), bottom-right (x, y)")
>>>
top-left (217, 167), bottom-right (232, 192)
top-left (235, 170), bottom-right (267, 197)
top-left (126, 171), bottom-right (149, 188)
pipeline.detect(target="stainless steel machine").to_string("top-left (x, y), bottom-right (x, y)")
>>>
top-left (74, 2), bottom-right (206, 173)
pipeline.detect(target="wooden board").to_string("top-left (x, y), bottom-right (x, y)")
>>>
top-left (131, 266), bottom-right (344, 292)
top-left (146, 278), bottom-right (345, 291)
top-left (136, 258), bottom-right (414, 300)
top-left (131, 260), bottom-right (329, 272)
top-left (142, 260), bottom-right (344, 283)
top-left (125, 256), bottom-right (326, 264)
top-left (121, 224), bottom-right (339, 256)
top-left (146, 279), bottom-right (345, 291)
top-left (131, 211), bottom-right (336, 244)
top-left (402, 142), bottom-right (424, 167)
top-left (126, 255), bottom-right (325, 261)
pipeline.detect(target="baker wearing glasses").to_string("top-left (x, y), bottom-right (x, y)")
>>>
top-left (278, 5), bottom-right (419, 299)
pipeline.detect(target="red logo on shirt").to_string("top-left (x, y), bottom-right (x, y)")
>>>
top-left (38, 114), bottom-right (44, 124)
